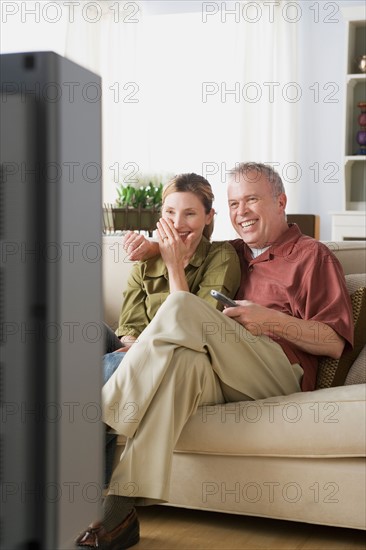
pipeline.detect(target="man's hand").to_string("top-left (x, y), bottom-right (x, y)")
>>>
top-left (123, 231), bottom-right (159, 261)
top-left (223, 300), bottom-right (275, 336)
top-left (223, 301), bottom-right (345, 359)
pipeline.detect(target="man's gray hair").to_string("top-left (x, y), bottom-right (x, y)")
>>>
top-left (228, 162), bottom-right (285, 197)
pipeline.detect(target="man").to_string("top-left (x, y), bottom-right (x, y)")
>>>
top-left (76, 163), bottom-right (353, 549)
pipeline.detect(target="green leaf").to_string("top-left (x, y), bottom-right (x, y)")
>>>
top-left (115, 175), bottom-right (166, 209)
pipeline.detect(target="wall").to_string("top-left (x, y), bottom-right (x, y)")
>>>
top-left (1, 2), bottom-right (67, 55)
top-left (297, 0), bottom-right (365, 239)
top-left (145, 1), bottom-right (366, 240)
top-left (2, 0), bottom-right (365, 240)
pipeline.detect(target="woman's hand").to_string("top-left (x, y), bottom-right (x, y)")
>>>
top-left (123, 231), bottom-right (159, 261)
top-left (117, 335), bottom-right (137, 352)
top-left (157, 218), bottom-right (193, 269)
top-left (156, 218), bottom-right (194, 293)
top-left (115, 343), bottom-right (134, 353)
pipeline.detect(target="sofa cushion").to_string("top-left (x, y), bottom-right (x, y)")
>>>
top-left (174, 384), bottom-right (366, 458)
top-left (316, 275), bottom-right (366, 389)
top-left (345, 345), bottom-right (366, 385)
top-left (345, 273), bottom-right (366, 294)
top-left (325, 241), bottom-right (366, 276)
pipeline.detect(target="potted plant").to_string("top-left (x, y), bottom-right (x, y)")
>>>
top-left (104, 173), bottom-right (171, 235)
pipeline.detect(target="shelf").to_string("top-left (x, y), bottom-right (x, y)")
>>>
top-left (332, 211), bottom-right (366, 240)
top-left (331, 211), bottom-right (366, 216)
top-left (344, 161), bottom-right (365, 209)
top-left (345, 79), bottom-right (366, 156)
top-left (341, 6), bottom-right (366, 21)
top-left (345, 11), bottom-right (366, 74)
top-left (331, 7), bottom-right (366, 241)
top-left (346, 74), bottom-right (366, 86)
top-left (345, 156), bottom-right (366, 165)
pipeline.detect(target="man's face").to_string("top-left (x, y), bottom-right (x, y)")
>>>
top-left (227, 171), bottom-right (287, 248)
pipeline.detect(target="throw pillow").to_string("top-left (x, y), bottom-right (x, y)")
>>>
top-left (345, 345), bottom-right (366, 385)
top-left (316, 286), bottom-right (366, 389)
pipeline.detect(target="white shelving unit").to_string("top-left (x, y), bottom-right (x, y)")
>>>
top-left (332, 5), bottom-right (366, 240)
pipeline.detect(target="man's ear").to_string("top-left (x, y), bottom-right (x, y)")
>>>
top-left (278, 193), bottom-right (287, 211)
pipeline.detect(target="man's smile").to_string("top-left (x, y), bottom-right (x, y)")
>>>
top-left (240, 219), bottom-right (257, 229)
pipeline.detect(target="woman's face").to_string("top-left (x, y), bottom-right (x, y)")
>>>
top-left (161, 191), bottom-right (214, 250)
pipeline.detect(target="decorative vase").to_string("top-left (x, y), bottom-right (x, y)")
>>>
top-left (356, 55), bottom-right (366, 73)
top-left (356, 102), bottom-right (366, 155)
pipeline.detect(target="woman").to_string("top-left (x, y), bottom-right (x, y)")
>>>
top-left (102, 173), bottom-right (241, 486)
top-left (103, 172), bottom-right (241, 380)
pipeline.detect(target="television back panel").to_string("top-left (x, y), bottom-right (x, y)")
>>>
top-left (1, 51), bottom-right (104, 550)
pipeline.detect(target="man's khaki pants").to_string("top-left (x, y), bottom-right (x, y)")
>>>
top-left (102, 292), bottom-right (303, 502)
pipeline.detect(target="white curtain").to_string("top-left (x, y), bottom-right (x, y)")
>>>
top-left (65, 1), bottom-right (149, 206)
top-left (236, 0), bottom-right (300, 215)
top-left (64, 0), bottom-right (299, 238)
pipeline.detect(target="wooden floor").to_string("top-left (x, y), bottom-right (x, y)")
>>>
top-left (134, 506), bottom-right (366, 550)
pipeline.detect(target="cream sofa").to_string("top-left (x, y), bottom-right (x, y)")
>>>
top-left (102, 237), bottom-right (366, 530)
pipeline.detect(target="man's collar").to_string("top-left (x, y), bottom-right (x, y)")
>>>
top-left (243, 223), bottom-right (303, 262)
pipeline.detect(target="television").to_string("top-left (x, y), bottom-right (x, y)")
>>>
top-left (1, 52), bottom-right (104, 549)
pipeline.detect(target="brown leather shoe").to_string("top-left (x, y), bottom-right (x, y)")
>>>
top-left (75, 508), bottom-right (140, 549)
